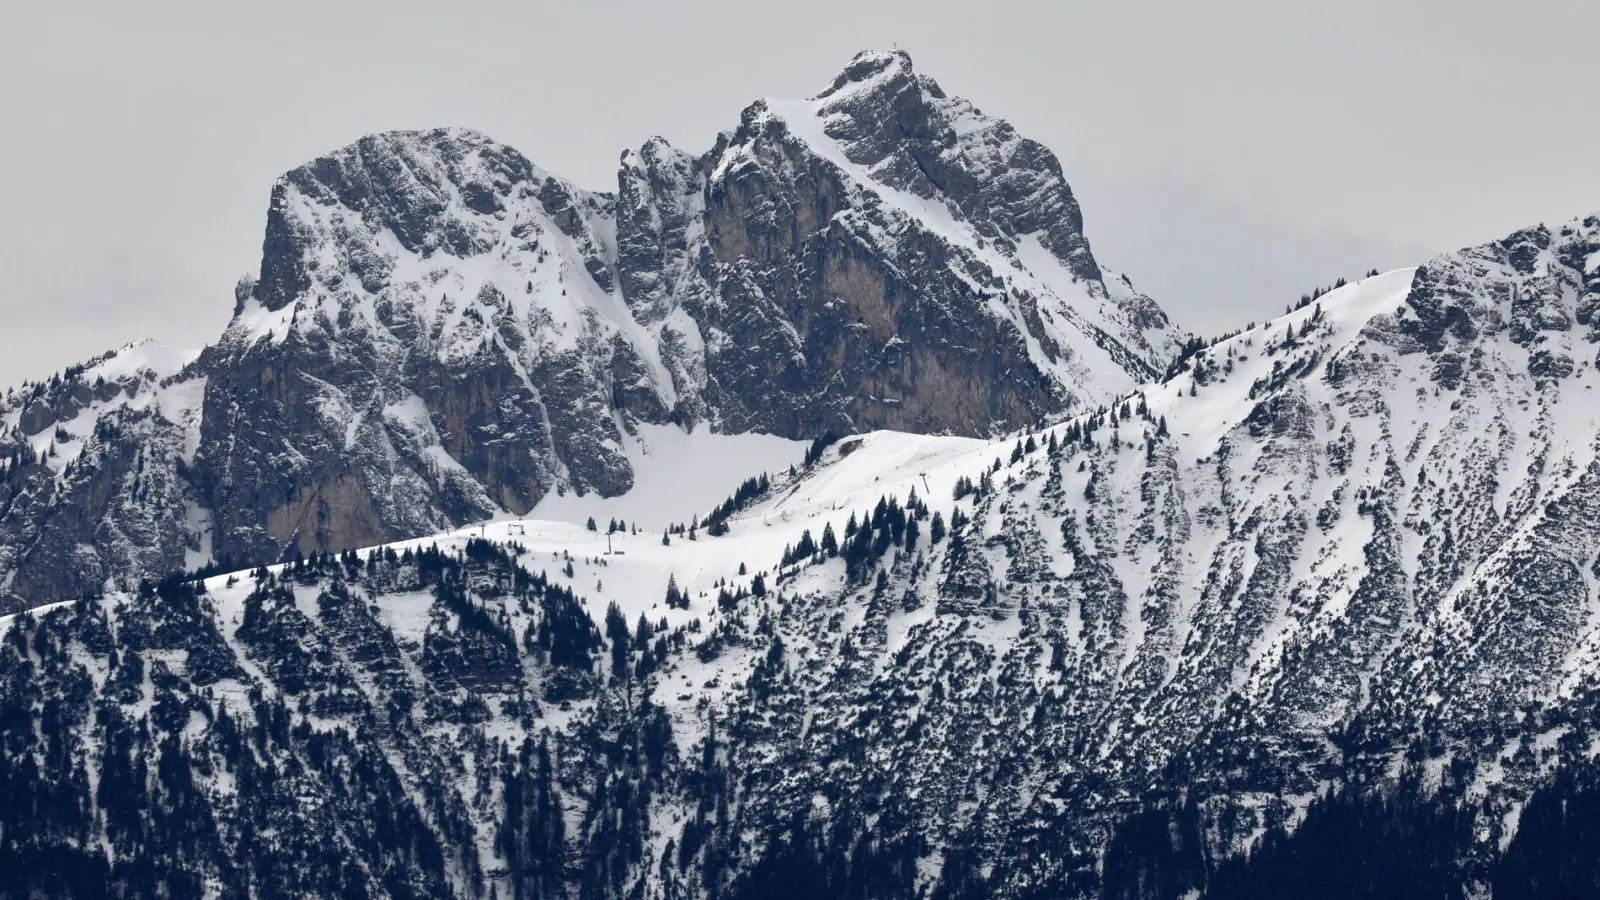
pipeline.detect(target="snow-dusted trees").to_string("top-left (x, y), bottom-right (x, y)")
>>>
top-left (665, 574), bottom-right (688, 610)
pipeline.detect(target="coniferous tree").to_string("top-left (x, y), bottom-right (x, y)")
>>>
top-left (501, 736), bottom-right (566, 900)
top-left (1494, 758), bottom-right (1600, 895)
top-left (604, 601), bottom-right (631, 679)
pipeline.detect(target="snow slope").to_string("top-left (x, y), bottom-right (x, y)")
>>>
top-left (13, 210), bottom-right (1600, 895)
top-left (527, 422), bottom-right (807, 531)
top-left (164, 213), bottom-right (1600, 889)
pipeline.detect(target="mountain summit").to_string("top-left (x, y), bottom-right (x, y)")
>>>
top-left (0, 50), bottom-right (1181, 609)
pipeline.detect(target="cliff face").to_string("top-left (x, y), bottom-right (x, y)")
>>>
top-left (195, 128), bottom-right (655, 568)
top-left (0, 50), bottom-right (1181, 607)
top-left (621, 50), bottom-right (1180, 439)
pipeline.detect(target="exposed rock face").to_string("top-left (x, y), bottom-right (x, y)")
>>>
top-left (195, 128), bottom-right (648, 568)
top-left (0, 344), bottom-right (208, 612)
top-left (619, 50), bottom-right (1181, 439)
top-left (0, 51), bottom-right (1182, 609)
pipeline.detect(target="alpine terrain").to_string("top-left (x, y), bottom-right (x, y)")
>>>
top-left (0, 48), bottom-right (1179, 615)
top-left (4, 49), bottom-right (1600, 899)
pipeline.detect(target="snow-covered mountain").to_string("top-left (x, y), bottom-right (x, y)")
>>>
top-left (0, 341), bottom-right (208, 610)
top-left (0, 50), bottom-right (1181, 613)
top-left (5, 211), bottom-right (1600, 895)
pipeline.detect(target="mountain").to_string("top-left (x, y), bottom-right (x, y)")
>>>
top-left (0, 343), bottom-right (207, 612)
top-left (4, 211), bottom-right (1600, 896)
top-left (0, 50), bottom-right (1181, 614)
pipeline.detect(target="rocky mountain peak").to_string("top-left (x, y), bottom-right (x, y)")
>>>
top-left (1390, 213), bottom-right (1600, 376)
top-left (809, 48), bottom-right (944, 144)
top-left (808, 49), bottom-right (936, 137)
top-left (696, 51), bottom-right (1181, 411)
top-left (1, 53), bottom-right (1186, 611)
top-left (818, 48), bottom-right (917, 96)
top-left (797, 50), bottom-right (1102, 281)
top-left (247, 127), bottom-right (616, 322)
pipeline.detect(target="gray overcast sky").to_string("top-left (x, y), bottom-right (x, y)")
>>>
top-left (3, 0), bottom-right (1598, 389)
